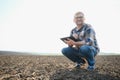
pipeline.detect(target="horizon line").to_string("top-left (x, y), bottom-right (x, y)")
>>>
top-left (0, 50), bottom-right (120, 55)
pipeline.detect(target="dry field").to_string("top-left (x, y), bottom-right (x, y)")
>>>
top-left (0, 55), bottom-right (120, 80)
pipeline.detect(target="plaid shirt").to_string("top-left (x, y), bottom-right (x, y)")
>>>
top-left (70, 23), bottom-right (100, 53)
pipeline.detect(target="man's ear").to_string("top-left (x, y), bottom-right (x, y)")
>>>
top-left (83, 18), bottom-right (85, 20)
top-left (73, 18), bottom-right (76, 23)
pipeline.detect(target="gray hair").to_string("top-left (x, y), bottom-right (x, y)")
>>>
top-left (74, 12), bottom-right (84, 18)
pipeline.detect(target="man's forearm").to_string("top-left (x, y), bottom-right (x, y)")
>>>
top-left (74, 40), bottom-right (86, 47)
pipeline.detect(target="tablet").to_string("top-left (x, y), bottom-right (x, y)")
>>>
top-left (60, 36), bottom-right (78, 43)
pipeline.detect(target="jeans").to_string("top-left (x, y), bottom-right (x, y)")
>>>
top-left (61, 45), bottom-right (97, 66)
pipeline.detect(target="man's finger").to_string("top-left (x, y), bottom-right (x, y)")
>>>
top-left (64, 40), bottom-right (67, 43)
top-left (67, 38), bottom-right (72, 41)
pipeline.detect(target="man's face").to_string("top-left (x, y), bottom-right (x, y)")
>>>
top-left (74, 13), bottom-right (85, 25)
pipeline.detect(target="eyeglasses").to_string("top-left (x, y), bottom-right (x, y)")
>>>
top-left (75, 16), bottom-right (84, 19)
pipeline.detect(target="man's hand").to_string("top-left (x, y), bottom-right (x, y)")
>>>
top-left (64, 38), bottom-right (75, 46)
top-left (64, 38), bottom-right (86, 47)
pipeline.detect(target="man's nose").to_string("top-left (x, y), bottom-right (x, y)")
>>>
top-left (77, 18), bottom-right (81, 20)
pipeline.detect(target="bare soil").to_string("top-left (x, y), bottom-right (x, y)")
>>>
top-left (0, 55), bottom-right (120, 80)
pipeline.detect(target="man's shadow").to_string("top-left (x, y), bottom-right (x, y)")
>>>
top-left (49, 68), bottom-right (119, 80)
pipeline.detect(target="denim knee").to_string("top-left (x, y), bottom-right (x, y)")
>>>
top-left (79, 45), bottom-right (90, 54)
top-left (61, 48), bottom-right (66, 55)
top-left (61, 47), bottom-right (69, 55)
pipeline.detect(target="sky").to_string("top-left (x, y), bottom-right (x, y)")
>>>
top-left (0, 0), bottom-right (120, 55)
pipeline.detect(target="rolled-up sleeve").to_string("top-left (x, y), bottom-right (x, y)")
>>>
top-left (85, 28), bottom-right (95, 45)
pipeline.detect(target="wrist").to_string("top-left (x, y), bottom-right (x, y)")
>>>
top-left (73, 42), bottom-right (76, 45)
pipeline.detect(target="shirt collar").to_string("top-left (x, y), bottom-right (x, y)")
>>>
top-left (75, 23), bottom-right (85, 32)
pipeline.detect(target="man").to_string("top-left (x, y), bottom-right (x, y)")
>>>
top-left (61, 12), bottom-right (100, 70)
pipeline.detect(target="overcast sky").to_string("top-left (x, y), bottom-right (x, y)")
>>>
top-left (0, 0), bottom-right (120, 55)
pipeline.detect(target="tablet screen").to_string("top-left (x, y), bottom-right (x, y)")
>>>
top-left (60, 36), bottom-right (78, 43)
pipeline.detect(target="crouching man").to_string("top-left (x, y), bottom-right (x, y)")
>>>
top-left (61, 12), bottom-right (100, 70)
